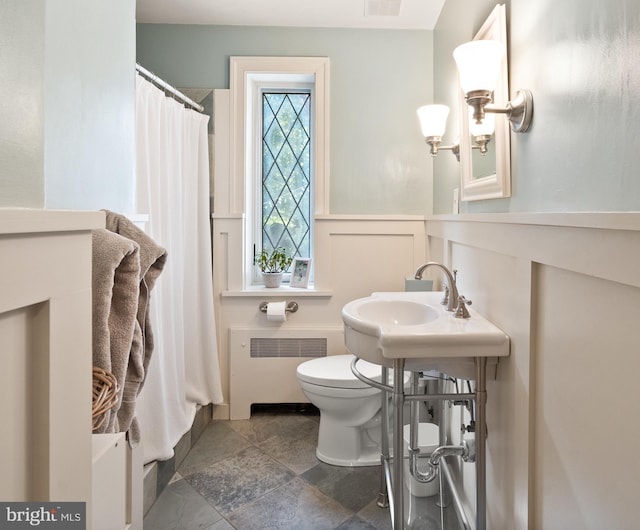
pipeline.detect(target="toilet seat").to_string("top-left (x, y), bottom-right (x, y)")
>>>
top-left (296, 354), bottom-right (381, 389)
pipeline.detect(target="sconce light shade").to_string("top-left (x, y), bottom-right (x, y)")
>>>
top-left (417, 104), bottom-right (459, 158)
top-left (453, 40), bottom-right (505, 95)
top-left (417, 104), bottom-right (450, 138)
top-left (454, 38), bottom-right (533, 133)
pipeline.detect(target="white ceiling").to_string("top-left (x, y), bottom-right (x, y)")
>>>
top-left (135, 0), bottom-right (446, 30)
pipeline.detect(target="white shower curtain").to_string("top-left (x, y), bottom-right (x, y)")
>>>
top-left (134, 74), bottom-right (223, 464)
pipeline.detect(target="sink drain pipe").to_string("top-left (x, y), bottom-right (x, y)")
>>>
top-left (350, 356), bottom-right (488, 530)
top-left (408, 438), bottom-right (476, 483)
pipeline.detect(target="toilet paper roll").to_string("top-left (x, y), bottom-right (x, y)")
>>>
top-left (266, 301), bottom-right (287, 321)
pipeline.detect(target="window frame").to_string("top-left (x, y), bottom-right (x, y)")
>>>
top-left (229, 57), bottom-right (330, 290)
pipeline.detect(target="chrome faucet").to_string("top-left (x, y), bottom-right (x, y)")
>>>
top-left (414, 261), bottom-right (460, 313)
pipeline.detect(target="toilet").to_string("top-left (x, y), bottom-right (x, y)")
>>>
top-left (296, 354), bottom-right (388, 467)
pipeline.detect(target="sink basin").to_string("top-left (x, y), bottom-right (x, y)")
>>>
top-left (355, 299), bottom-right (439, 326)
top-left (342, 291), bottom-right (510, 379)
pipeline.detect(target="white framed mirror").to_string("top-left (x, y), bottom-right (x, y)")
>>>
top-left (459, 4), bottom-right (511, 201)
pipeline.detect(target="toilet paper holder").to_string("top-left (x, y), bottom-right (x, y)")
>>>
top-left (259, 301), bottom-right (299, 313)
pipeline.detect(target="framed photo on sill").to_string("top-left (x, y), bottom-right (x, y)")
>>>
top-left (290, 258), bottom-right (311, 288)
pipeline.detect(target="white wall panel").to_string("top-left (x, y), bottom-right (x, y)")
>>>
top-left (212, 214), bottom-right (427, 417)
top-left (0, 209), bottom-right (103, 521)
top-left (533, 265), bottom-right (640, 529)
top-left (427, 213), bottom-right (640, 529)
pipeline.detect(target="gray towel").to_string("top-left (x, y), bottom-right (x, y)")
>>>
top-left (104, 210), bottom-right (167, 444)
top-left (92, 229), bottom-right (140, 434)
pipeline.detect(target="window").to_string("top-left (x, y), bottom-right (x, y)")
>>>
top-left (260, 90), bottom-right (312, 266)
top-left (230, 57), bottom-right (329, 288)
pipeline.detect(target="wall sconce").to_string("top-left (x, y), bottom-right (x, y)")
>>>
top-left (417, 104), bottom-right (496, 160)
top-left (416, 104), bottom-right (459, 159)
top-left (453, 40), bottom-right (533, 133)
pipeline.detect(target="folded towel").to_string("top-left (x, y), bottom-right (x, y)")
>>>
top-left (92, 229), bottom-right (140, 434)
top-left (104, 210), bottom-right (167, 444)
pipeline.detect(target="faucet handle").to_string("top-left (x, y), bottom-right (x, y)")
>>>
top-left (454, 295), bottom-right (472, 319)
top-left (444, 269), bottom-right (458, 307)
top-left (441, 285), bottom-right (449, 306)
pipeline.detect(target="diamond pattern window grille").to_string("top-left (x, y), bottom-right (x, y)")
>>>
top-left (262, 92), bottom-right (311, 262)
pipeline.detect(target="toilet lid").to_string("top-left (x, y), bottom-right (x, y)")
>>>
top-left (296, 354), bottom-right (382, 389)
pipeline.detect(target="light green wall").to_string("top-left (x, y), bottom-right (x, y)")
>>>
top-left (0, 0), bottom-right (136, 211)
top-left (434, 0), bottom-right (640, 213)
top-left (44, 0), bottom-right (136, 212)
top-left (5, 2), bottom-right (636, 215)
top-left (0, 0), bottom-right (45, 207)
top-left (136, 25), bottom-right (434, 215)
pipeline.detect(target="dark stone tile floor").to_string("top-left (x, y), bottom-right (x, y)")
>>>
top-left (143, 407), bottom-right (460, 529)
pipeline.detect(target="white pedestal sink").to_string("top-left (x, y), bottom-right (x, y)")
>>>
top-left (342, 291), bottom-right (509, 379)
top-left (342, 290), bottom-right (510, 530)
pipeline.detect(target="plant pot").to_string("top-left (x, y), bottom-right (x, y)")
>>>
top-left (262, 272), bottom-right (283, 288)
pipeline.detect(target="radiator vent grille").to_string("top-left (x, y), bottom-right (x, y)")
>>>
top-left (250, 338), bottom-right (327, 358)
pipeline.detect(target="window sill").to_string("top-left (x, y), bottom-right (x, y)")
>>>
top-left (221, 286), bottom-right (332, 298)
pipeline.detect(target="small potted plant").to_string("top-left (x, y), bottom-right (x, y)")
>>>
top-left (255, 247), bottom-right (293, 288)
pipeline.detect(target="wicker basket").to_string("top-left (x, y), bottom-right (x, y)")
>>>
top-left (92, 367), bottom-right (119, 432)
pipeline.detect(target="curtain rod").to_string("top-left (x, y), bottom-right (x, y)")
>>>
top-left (136, 63), bottom-right (204, 112)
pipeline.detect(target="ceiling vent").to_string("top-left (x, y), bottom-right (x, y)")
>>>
top-left (365, 0), bottom-right (402, 17)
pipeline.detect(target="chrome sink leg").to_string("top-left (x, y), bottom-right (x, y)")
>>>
top-left (475, 357), bottom-right (487, 530)
top-left (392, 359), bottom-right (405, 530)
top-left (377, 366), bottom-right (390, 509)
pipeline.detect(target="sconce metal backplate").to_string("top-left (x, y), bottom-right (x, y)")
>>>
top-left (505, 89), bottom-right (533, 133)
top-left (482, 88), bottom-right (534, 133)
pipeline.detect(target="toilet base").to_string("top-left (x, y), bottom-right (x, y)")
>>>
top-left (316, 414), bottom-right (382, 467)
top-left (316, 446), bottom-right (380, 467)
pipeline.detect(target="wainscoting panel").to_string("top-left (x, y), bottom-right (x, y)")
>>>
top-left (427, 213), bottom-right (640, 529)
top-left (1, 302), bottom-right (49, 500)
top-left (532, 264), bottom-right (640, 529)
top-left (212, 214), bottom-right (428, 421)
top-left (0, 209), bottom-right (103, 520)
